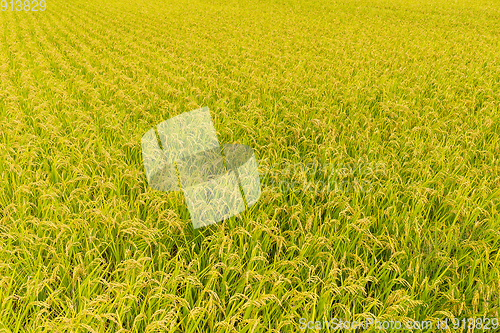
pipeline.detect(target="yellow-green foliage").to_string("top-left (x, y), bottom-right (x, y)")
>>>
top-left (0, 0), bottom-right (499, 331)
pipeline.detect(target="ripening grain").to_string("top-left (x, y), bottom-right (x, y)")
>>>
top-left (0, 0), bottom-right (499, 331)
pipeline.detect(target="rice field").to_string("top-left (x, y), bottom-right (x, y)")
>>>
top-left (1, 0), bottom-right (500, 331)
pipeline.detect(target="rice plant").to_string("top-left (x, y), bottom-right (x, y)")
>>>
top-left (0, 0), bottom-right (499, 331)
